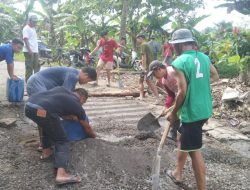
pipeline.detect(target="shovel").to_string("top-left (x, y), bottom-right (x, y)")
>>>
top-left (137, 113), bottom-right (162, 132)
top-left (137, 106), bottom-right (173, 132)
top-left (151, 121), bottom-right (171, 190)
top-left (116, 56), bottom-right (124, 88)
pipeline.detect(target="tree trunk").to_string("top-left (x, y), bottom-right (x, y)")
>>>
top-left (49, 15), bottom-right (57, 47)
top-left (89, 91), bottom-right (139, 97)
top-left (119, 0), bottom-right (129, 40)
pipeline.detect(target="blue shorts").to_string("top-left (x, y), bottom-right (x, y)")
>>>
top-left (27, 77), bottom-right (47, 96)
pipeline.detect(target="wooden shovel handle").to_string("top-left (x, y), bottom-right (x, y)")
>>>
top-left (158, 122), bottom-right (171, 150)
top-left (157, 105), bottom-right (174, 149)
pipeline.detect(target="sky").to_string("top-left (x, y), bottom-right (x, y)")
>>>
top-left (194, 0), bottom-right (250, 31)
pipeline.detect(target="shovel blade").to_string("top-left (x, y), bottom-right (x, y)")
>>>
top-left (117, 80), bottom-right (124, 88)
top-left (137, 112), bottom-right (161, 132)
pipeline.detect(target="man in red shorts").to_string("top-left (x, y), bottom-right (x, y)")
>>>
top-left (90, 31), bottom-right (119, 87)
top-left (147, 60), bottom-right (179, 140)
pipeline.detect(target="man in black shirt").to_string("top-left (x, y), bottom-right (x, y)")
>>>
top-left (25, 87), bottom-right (96, 185)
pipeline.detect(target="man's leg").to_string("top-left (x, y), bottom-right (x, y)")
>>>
top-left (189, 151), bottom-right (206, 190)
top-left (139, 74), bottom-right (145, 99)
top-left (146, 79), bottom-right (159, 98)
top-left (171, 133), bottom-right (188, 182)
top-left (43, 116), bottom-right (81, 183)
top-left (95, 59), bottom-right (105, 85)
top-left (105, 62), bottom-right (113, 86)
top-left (33, 53), bottom-right (40, 73)
top-left (24, 52), bottom-right (34, 82)
top-left (106, 69), bottom-right (111, 86)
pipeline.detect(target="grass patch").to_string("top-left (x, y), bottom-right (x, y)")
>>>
top-left (216, 62), bottom-right (240, 78)
top-left (14, 53), bottom-right (25, 62)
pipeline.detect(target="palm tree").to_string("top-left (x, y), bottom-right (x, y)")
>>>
top-left (119, 0), bottom-right (129, 40)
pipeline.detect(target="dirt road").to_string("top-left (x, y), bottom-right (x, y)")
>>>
top-left (0, 62), bottom-right (249, 190)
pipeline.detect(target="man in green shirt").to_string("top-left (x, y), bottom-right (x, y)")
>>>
top-left (136, 34), bottom-right (160, 103)
top-left (166, 29), bottom-right (219, 190)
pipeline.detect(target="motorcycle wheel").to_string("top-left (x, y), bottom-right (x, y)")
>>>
top-left (113, 61), bottom-right (117, 69)
top-left (133, 60), bottom-right (142, 71)
top-left (60, 57), bottom-right (71, 67)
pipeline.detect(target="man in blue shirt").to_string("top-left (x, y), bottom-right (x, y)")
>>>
top-left (27, 66), bottom-right (97, 95)
top-left (27, 66), bottom-right (97, 151)
top-left (0, 38), bottom-right (24, 79)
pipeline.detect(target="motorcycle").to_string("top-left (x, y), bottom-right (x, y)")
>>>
top-left (38, 40), bottom-right (53, 66)
top-left (69, 47), bottom-right (95, 68)
top-left (113, 49), bottom-right (142, 71)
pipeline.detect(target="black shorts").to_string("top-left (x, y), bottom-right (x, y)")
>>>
top-left (178, 119), bottom-right (207, 152)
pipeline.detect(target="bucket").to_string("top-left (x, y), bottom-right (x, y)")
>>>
top-left (6, 77), bottom-right (24, 102)
top-left (62, 116), bottom-right (90, 141)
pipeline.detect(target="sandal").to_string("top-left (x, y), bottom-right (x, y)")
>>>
top-left (166, 170), bottom-right (183, 185)
top-left (56, 175), bottom-right (81, 185)
top-left (40, 153), bottom-right (53, 161)
top-left (37, 145), bottom-right (43, 152)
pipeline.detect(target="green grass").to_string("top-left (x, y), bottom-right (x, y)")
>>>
top-left (14, 53), bottom-right (25, 62)
top-left (216, 62), bottom-right (240, 78)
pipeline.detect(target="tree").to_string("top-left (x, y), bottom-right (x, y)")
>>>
top-left (0, 2), bottom-right (22, 42)
top-left (119, 0), bottom-right (129, 40)
top-left (216, 0), bottom-right (250, 15)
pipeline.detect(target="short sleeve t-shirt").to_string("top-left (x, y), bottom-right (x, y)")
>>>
top-left (148, 40), bottom-right (160, 54)
top-left (28, 67), bottom-right (80, 91)
top-left (0, 44), bottom-right (14, 64)
top-left (23, 25), bottom-right (38, 53)
top-left (140, 42), bottom-right (154, 70)
top-left (99, 39), bottom-right (118, 62)
top-left (172, 50), bottom-right (212, 123)
top-left (28, 87), bottom-right (86, 120)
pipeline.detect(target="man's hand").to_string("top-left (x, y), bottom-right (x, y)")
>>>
top-left (79, 120), bottom-right (96, 138)
top-left (160, 107), bottom-right (168, 117)
top-left (166, 111), bottom-right (177, 127)
top-left (11, 75), bottom-right (18, 80)
top-left (28, 49), bottom-right (33, 56)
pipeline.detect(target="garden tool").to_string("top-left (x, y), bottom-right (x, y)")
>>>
top-left (151, 121), bottom-right (171, 190)
top-left (137, 112), bottom-right (162, 132)
top-left (116, 58), bottom-right (124, 88)
top-left (137, 106), bottom-right (173, 132)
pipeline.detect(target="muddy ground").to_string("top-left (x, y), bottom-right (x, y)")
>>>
top-left (0, 62), bottom-right (249, 190)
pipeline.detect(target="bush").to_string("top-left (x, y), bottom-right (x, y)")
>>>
top-left (216, 62), bottom-right (240, 78)
top-left (14, 53), bottom-right (25, 62)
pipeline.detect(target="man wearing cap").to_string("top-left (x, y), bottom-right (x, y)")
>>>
top-left (147, 61), bottom-right (179, 140)
top-left (23, 15), bottom-right (39, 82)
top-left (90, 30), bottom-right (119, 87)
top-left (148, 35), bottom-right (161, 60)
top-left (165, 29), bottom-right (219, 189)
top-left (0, 38), bottom-right (24, 80)
top-left (136, 34), bottom-right (160, 103)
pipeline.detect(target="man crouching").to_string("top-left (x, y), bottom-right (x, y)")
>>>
top-left (25, 86), bottom-right (96, 185)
